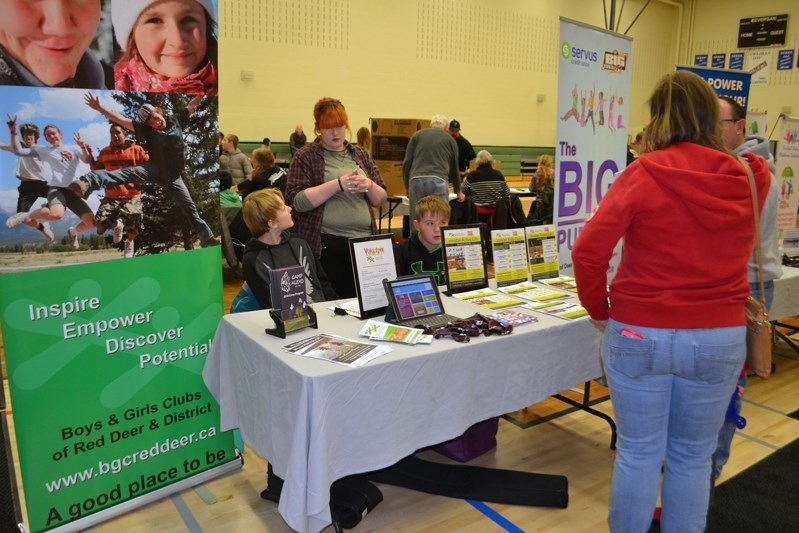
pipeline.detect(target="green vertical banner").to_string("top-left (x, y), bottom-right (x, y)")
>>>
top-left (0, 250), bottom-right (236, 532)
top-left (0, 0), bottom-right (237, 529)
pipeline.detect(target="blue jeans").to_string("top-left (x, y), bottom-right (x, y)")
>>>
top-left (408, 176), bottom-right (448, 220)
top-left (713, 281), bottom-right (774, 478)
top-left (84, 162), bottom-right (213, 241)
top-left (602, 318), bottom-right (745, 533)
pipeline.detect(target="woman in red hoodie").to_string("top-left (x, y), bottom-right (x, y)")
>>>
top-left (572, 70), bottom-right (770, 533)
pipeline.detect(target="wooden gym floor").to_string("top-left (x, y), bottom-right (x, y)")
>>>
top-left (3, 270), bottom-right (799, 532)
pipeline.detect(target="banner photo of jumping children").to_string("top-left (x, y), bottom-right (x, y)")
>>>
top-left (0, 2), bottom-right (238, 532)
top-left (0, 86), bottom-right (220, 268)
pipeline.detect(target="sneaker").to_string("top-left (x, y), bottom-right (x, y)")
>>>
top-left (67, 177), bottom-right (91, 199)
top-left (113, 220), bottom-right (124, 244)
top-left (6, 212), bottom-right (28, 229)
top-left (40, 222), bottom-right (55, 242)
top-left (68, 227), bottom-right (79, 250)
top-left (123, 239), bottom-right (134, 258)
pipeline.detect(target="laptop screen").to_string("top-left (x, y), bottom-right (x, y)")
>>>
top-left (384, 275), bottom-right (445, 322)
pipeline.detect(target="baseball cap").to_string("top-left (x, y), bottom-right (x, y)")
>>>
top-left (449, 119), bottom-right (460, 130)
top-left (138, 104), bottom-right (156, 122)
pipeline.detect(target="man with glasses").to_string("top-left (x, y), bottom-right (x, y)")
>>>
top-left (713, 96), bottom-right (782, 479)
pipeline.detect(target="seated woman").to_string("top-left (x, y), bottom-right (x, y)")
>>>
top-left (461, 150), bottom-right (509, 225)
top-left (239, 147), bottom-right (287, 198)
top-left (527, 154), bottom-right (555, 225)
top-left (240, 189), bottom-right (338, 311)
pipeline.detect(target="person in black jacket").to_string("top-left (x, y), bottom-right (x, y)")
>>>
top-left (449, 119), bottom-right (476, 173)
top-left (240, 188), bottom-right (338, 502)
top-left (238, 147), bottom-right (286, 198)
top-left (395, 195), bottom-right (450, 285)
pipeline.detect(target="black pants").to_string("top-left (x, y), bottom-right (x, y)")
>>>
top-left (320, 233), bottom-right (357, 299)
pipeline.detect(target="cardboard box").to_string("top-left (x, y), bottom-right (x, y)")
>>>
top-left (371, 118), bottom-right (430, 139)
top-left (370, 118), bottom-right (430, 197)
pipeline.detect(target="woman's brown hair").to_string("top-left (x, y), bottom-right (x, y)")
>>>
top-left (642, 70), bottom-right (728, 154)
top-left (533, 154), bottom-right (555, 192)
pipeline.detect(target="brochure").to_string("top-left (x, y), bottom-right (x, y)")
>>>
top-left (522, 299), bottom-right (588, 320)
top-left (358, 319), bottom-right (433, 344)
top-left (282, 333), bottom-right (392, 367)
top-left (498, 281), bottom-right (569, 302)
top-left (540, 275), bottom-right (579, 293)
top-left (488, 310), bottom-right (539, 327)
top-left (452, 288), bottom-right (525, 310)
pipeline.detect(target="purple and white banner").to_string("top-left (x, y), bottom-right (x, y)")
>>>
top-left (554, 19), bottom-right (632, 275)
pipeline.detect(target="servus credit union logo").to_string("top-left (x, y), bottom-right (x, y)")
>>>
top-left (603, 50), bottom-right (628, 73)
top-left (561, 41), bottom-right (598, 67)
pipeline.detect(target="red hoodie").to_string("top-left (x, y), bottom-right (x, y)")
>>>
top-left (572, 142), bottom-right (770, 329)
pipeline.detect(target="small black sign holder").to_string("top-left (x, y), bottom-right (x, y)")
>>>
top-left (265, 307), bottom-right (318, 339)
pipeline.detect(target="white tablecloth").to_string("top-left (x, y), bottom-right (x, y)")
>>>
top-left (203, 295), bottom-right (601, 533)
top-left (771, 266), bottom-right (799, 321)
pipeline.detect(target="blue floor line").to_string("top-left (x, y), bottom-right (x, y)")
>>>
top-left (467, 500), bottom-right (525, 533)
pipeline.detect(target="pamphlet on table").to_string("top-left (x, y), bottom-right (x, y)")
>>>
top-left (488, 310), bottom-right (539, 327)
top-left (358, 319), bottom-right (433, 344)
top-left (498, 280), bottom-right (569, 302)
top-left (522, 299), bottom-right (588, 320)
top-left (282, 333), bottom-right (392, 366)
top-left (540, 275), bottom-right (579, 293)
top-left (452, 287), bottom-right (525, 309)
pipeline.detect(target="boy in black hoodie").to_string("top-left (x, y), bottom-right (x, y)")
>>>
top-left (240, 188), bottom-right (338, 502)
top-left (395, 195), bottom-right (450, 285)
top-left (241, 189), bottom-right (337, 310)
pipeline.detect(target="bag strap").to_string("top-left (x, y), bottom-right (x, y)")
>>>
top-left (738, 156), bottom-right (767, 309)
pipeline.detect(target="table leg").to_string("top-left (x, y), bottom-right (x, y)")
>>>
top-left (774, 320), bottom-right (799, 357)
top-left (552, 381), bottom-right (617, 450)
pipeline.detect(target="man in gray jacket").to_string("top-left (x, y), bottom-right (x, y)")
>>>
top-left (402, 114), bottom-right (464, 219)
top-left (219, 133), bottom-right (253, 186)
top-left (713, 95), bottom-right (782, 479)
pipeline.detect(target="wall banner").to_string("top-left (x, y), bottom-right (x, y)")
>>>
top-left (775, 116), bottom-right (799, 230)
top-left (747, 49), bottom-right (772, 85)
top-left (676, 65), bottom-right (752, 114)
top-left (730, 53), bottom-right (746, 70)
top-left (0, 1), bottom-right (238, 531)
top-left (554, 18), bottom-right (632, 275)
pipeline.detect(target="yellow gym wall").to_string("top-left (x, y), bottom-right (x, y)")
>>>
top-left (688, 0), bottom-right (799, 131)
top-left (217, 0), bottom-right (798, 147)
